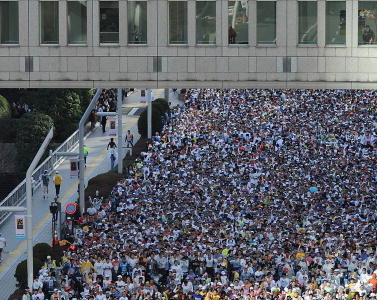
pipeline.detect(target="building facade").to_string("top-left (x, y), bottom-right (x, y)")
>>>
top-left (0, 0), bottom-right (377, 88)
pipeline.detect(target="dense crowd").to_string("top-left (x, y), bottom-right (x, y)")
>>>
top-left (31, 89), bottom-right (376, 300)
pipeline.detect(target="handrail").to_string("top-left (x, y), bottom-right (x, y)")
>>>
top-left (0, 124), bottom-right (91, 226)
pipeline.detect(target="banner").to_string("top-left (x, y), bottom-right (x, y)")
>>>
top-left (140, 89), bottom-right (146, 103)
top-left (15, 215), bottom-right (25, 239)
top-left (109, 118), bottom-right (117, 136)
top-left (70, 159), bottom-right (79, 177)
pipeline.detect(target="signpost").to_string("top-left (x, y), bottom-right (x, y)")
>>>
top-left (15, 215), bottom-right (25, 239)
top-left (65, 203), bottom-right (77, 215)
top-left (70, 159), bottom-right (79, 177)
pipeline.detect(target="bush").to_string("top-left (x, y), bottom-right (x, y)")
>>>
top-left (138, 107), bottom-right (164, 137)
top-left (33, 243), bottom-right (52, 262)
top-left (0, 118), bottom-right (21, 142)
top-left (15, 112), bottom-right (54, 171)
top-left (153, 98), bottom-right (170, 114)
top-left (14, 257), bottom-right (43, 288)
top-left (0, 95), bottom-right (11, 118)
top-left (84, 171), bottom-right (124, 208)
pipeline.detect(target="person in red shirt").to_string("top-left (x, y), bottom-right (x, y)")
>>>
top-left (368, 273), bottom-right (377, 291)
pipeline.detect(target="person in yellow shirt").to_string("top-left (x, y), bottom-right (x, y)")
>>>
top-left (53, 171), bottom-right (62, 198)
top-left (80, 257), bottom-right (94, 275)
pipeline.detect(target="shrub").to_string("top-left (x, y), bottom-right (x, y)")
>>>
top-left (137, 107), bottom-right (164, 137)
top-left (33, 243), bottom-right (52, 262)
top-left (0, 118), bottom-right (21, 142)
top-left (14, 257), bottom-right (43, 288)
top-left (84, 171), bottom-right (124, 207)
top-left (0, 95), bottom-right (11, 118)
top-left (153, 98), bottom-right (170, 114)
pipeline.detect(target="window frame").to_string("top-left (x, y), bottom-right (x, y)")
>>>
top-left (256, 0), bottom-right (276, 45)
top-left (67, 0), bottom-right (88, 46)
top-left (195, 0), bottom-right (217, 45)
top-left (325, 0), bottom-right (346, 46)
top-left (99, 0), bottom-right (120, 45)
top-left (127, 0), bottom-right (148, 45)
top-left (168, 0), bottom-right (188, 45)
top-left (39, 0), bottom-right (60, 45)
top-left (297, 1), bottom-right (318, 45)
top-left (0, 0), bottom-right (19, 45)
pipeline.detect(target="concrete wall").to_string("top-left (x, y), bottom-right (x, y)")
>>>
top-left (0, 0), bottom-right (376, 89)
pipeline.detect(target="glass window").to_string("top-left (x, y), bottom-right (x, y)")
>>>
top-left (40, 1), bottom-right (59, 44)
top-left (68, 1), bottom-right (87, 44)
top-left (326, 1), bottom-right (346, 45)
top-left (196, 1), bottom-right (216, 44)
top-left (298, 1), bottom-right (317, 44)
top-left (257, 1), bottom-right (276, 44)
top-left (169, 1), bottom-right (188, 44)
top-left (228, 0), bottom-right (248, 44)
top-left (0, 1), bottom-right (19, 44)
top-left (358, 2), bottom-right (377, 45)
top-left (99, 1), bottom-right (119, 44)
top-left (128, 1), bottom-right (147, 44)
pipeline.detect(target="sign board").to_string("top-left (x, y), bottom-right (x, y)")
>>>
top-left (15, 215), bottom-right (25, 239)
top-left (70, 159), bottom-right (79, 177)
top-left (109, 118), bottom-right (117, 136)
top-left (140, 89), bottom-right (146, 103)
top-left (65, 203), bottom-right (77, 215)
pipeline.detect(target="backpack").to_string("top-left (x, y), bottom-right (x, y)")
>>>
top-left (41, 174), bottom-right (49, 185)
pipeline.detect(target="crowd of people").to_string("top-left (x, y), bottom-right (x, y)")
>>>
top-left (12, 102), bottom-right (32, 118)
top-left (32, 89), bottom-right (376, 300)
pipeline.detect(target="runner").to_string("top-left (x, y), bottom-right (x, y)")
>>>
top-left (40, 170), bottom-right (50, 199)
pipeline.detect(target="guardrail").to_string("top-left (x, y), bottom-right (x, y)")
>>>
top-left (0, 124), bottom-right (91, 226)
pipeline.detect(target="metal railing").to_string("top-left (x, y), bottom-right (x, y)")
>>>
top-left (0, 124), bottom-right (91, 226)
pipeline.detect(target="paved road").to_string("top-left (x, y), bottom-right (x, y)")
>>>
top-left (0, 89), bottom-right (182, 299)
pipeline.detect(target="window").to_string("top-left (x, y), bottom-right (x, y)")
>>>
top-left (228, 0), bottom-right (248, 44)
top-left (128, 1), bottom-right (147, 44)
top-left (40, 1), bottom-right (59, 44)
top-left (196, 1), bottom-right (216, 44)
top-left (169, 1), bottom-right (188, 44)
top-left (0, 1), bottom-right (19, 44)
top-left (99, 1), bottom-right (119, 44)
top-left (358, 2), bottom-right (377, 45)
top-left (257, 1), bottom-right (276, 44)
top-left (326, 1), bottom-right (346, 45)
top-left (298, 1), bottom-right (317, 44)
top-left (67, 1), bottom-right (87, 44)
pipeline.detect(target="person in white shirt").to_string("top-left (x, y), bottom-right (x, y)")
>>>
top-left (0, 233), bottom-right (6, 262)
top-left (182, 279), bottom-right (194, 294)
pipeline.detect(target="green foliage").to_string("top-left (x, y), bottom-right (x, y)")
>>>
top-left (33, 243), bottom-right (52, 262)
top-left (73, 89), bottom-right (95, 113)
top-left (153, 98), bottom-right (170, 114)
top-left (14, 258), bottom-right (43, 288)
top-left (0, 95), bottom-right (11, 118)
top-left (137, 98), bottom-right (169, 137)
top-left (22, 89), bottom-right (82, 142)
top-left (0, 118), bottom-right (21, 142)
top-left (84, 171), bottom-right (124, 208)
top-left (15, 112), bottom-right (53, 171)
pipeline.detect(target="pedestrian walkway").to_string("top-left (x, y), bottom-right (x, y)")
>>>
top-left (0, 89), bottom-right (182, 299)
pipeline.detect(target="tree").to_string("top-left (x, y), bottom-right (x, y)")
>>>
top-left (15, 112), bottom-right (54, 171)
top-left (33, 243), bottom-right (52, 262)
top-left (137, 98), bottom-right (169, 137)
top-left (0, 95), bottom-right (11, 118)
top-left (14, 258), bottom-right (43, 288)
